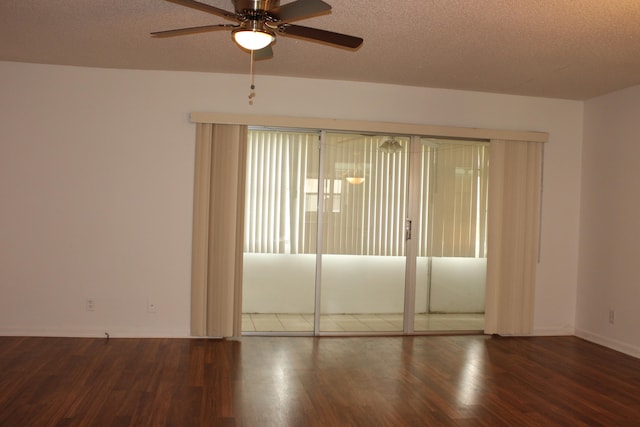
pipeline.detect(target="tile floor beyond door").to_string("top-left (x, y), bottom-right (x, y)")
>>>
top-left (242, 313), bottom-right (484, 333)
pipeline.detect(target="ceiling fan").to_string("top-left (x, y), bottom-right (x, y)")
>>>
top-left (151, 0), bottom-right (364, 59)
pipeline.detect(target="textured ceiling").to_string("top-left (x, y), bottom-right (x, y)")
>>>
top-left (2, 0), bottom-right (640, 100)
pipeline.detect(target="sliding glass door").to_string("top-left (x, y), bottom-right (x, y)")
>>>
top-left (241, 129), bottom-right (319, 333)
top-left (411, 139), bottom-right (488, 332)
top-left (319, 133), bottom-right (409, 333)
top-left (242, 128), bottom-right (488, 335)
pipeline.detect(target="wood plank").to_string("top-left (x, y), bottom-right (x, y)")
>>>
top-left (1, 335), bottom-right (639, 426)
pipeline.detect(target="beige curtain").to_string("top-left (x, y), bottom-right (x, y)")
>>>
top-left (484, 139), bottom-right (542, 335)
top-left (191, 123), bottom-right (247, 337)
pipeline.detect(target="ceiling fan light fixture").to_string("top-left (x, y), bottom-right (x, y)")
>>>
top-left (345, 176), bottom-right (365, 185)
top-left (232, 27), bottom-right (275, 50)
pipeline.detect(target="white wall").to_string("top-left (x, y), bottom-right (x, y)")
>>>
top-left (577, 85), bottom-right (640, 357)
top-left (0, 61), bottom-right (583, 337)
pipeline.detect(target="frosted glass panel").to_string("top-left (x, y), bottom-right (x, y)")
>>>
top-left (429, 257), bottom-right (486, 313)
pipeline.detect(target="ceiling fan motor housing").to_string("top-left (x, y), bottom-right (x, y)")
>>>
top-left (234, 0), bottom-right (279, 14)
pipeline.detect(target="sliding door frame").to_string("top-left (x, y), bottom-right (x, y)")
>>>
top-left (403, 135), bottom-right (422, 334)
top-left (313, 131), bottom-right (327, 336)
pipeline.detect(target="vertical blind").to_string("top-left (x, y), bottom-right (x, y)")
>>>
top-left (191, 123), bottom-right (246, 338)
top-left (420, 140), bottom-right (489, 258)
top-left (244, 130), bottom-right (488, 258)
top-left (484, 139), bottom-right (543, 335)
top-left (243, 130), bottom-right (319, 254)
top-left (321, 133), bottom-right (409, 256)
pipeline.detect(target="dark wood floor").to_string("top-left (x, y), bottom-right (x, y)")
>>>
top-left (1, 335), bottom-right (640, 426)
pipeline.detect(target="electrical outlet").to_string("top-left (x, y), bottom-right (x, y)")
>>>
top-left (86, 298), bottom-right (96, 312)
top-left (147, 300), bottom-right (157, 313)
top-left (608, 309), bottom-right (615, 324)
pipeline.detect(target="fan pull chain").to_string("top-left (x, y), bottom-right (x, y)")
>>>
top-left (248, 50), bottom-right (256, 105)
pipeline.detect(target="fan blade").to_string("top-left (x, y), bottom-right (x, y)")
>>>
top-left (278, 24), bottom-right (363, 48)
top-left (151, 24), bottom-right (236, 38)
top-left (164, 0), bottom-right (238, 21)
top-left (253, 45), bottom-right (274, 60)
top-left (270, 0), bottom-right (331, 23)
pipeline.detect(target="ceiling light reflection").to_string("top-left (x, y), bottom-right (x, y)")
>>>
top-left (457, 341), bottom-right (484, 406)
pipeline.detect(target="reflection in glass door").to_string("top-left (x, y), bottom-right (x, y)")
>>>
top-left (319, 133), bottom-right (410, 333)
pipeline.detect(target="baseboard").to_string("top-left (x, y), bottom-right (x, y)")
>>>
top-left (575, 328), bottom-right (640, 359)
top-left (0, 327), bottom-right (191, 339)
top-left (532, 327), bottom-right (575, 336)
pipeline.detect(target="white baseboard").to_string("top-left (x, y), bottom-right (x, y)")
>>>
top-left (575, 328), bottom-right (640, 359)
top-left (0, 327), bottom-right (191, 339)
top-left (532, 327), bottom-right (575, 336)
